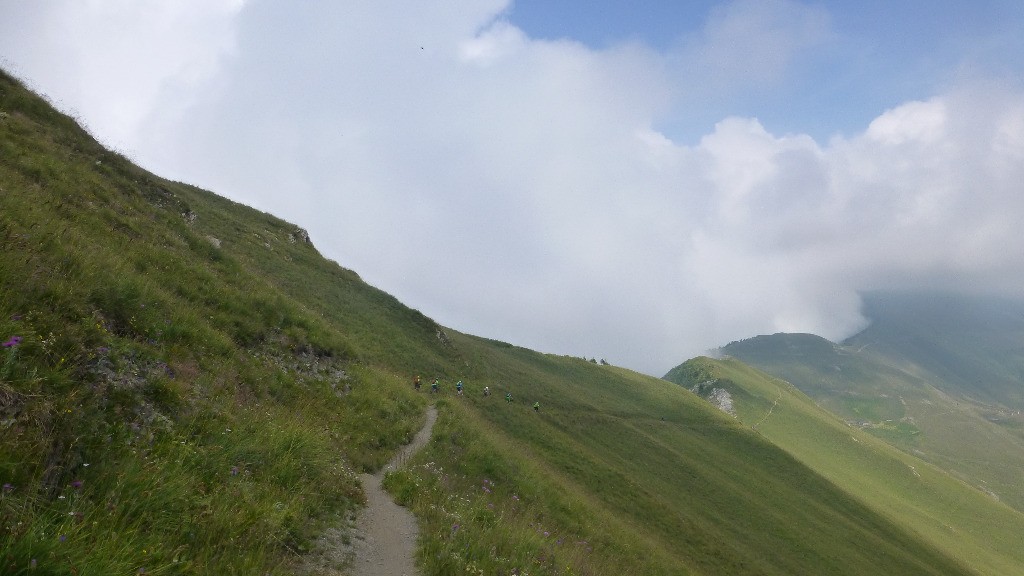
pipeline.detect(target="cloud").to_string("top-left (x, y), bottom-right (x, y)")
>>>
top-left (2, 1), bottom-right (1024, 375)
top-left (0, 0), bottom-right (245, 150)
top-left (687, 0), bottom-right (832, 90)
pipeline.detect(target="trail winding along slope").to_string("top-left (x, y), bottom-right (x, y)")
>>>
top-left (350, 406), bottom-right (437, 576)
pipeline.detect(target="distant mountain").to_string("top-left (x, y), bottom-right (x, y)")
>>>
top-left (705, 292), bottom-right (1024, 513)
top-left (846, 291), bottom-right (1024, 407)
top-left (665, 355), bottom-right (1024, 576)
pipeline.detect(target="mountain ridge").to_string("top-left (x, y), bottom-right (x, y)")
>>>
top-left (711, 293), bottom-right (1024, 514)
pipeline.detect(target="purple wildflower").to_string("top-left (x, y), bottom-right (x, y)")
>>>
top-left (2, 335), bottom-right (22, 348)
top-left (230, 466), bottom-right (239, 476)
top-left (10, 314), bottom-right (21, 321)
top-left (70, 479), bottom-right (84, 490)
top-left (482, 486), bottom-right (491, 493)
top-left (544, 531), bottom-right (550, 537)
top-left (1, 483), bottom-right (13, 493)
top-left (59, 534), bottom-right (67, 543)
top-left (451, 523), bottom-right (460, 534)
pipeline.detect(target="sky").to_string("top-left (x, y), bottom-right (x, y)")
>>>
top-left (2, 0), bottom-right (1024, 375)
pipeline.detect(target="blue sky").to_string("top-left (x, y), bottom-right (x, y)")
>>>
top-left (511, 0), bottom-right (1024, 139)
top-left (2, 0), bottom-right (1024, 374)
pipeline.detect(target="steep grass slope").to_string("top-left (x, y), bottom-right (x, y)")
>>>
top-left (388, 336), bottom-right (980, 575)
top-left (0, 69), bottom-right (436, 574)
top-left (0, 69), bottom-right (985, 575)
top-left (666, 357), bottom-right (1024, 575)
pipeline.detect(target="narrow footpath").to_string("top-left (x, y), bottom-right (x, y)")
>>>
top-left (349, 405), bottom-right (437, 576)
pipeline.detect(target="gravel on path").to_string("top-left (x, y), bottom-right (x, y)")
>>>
top-left (348, 405), bottom-right (437, 576)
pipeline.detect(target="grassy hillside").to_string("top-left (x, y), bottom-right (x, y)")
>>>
top-left (389, 341), bottom-right (979, 575)
top-left (665, 356), bottom-right (1024, 575)
top-left (0, 69), bottom-right (991, 575)
top-left (0, 69), bottom-right (438, 574)
top-left (719, 331), bottom-right (1024, 513)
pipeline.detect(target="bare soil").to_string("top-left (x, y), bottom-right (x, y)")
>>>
top-left (298, 406), bottom-right (437, 576)
top-left (348, 405), bottom-right (436, 576)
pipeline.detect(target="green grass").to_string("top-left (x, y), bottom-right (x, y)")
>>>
top-left (719, 331), bottom-right (1024, 513)
top-left (667, 356), bottom-right (1024, 575)
top-left (0, 69), bottom-right (429, 574)
top-left (382, 336), bottom-right (977, 575)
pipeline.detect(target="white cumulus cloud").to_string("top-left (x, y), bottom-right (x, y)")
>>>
top-left (2, 0), bottom-right (1023, 375)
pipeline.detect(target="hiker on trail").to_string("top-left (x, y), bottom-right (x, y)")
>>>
top-left (505, 392), bottom-right (512, 403)
top-left (483, 386), bottom-right (490, 397)
top-left (533, 401), bottom-right (540, 412)
top-left (413, 375), bottom-right (421, 391)
top-left (456, 380), bottom-right (464, 396)
top-left (431, 378), bottom-right (439, 394)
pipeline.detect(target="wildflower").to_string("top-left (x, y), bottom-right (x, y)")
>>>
top-left (2, 335), bottom-right (22, 348)
top-left (59, 534), bottom-right (67, 543)
top-left (230, 466), bottom-right (239, 476)
top-left (70, 480), bottom-right (84, 490)
top-left (512, 494), bottom-right (519, 501)
top-left (1, 483), bottom-right (13, 493)
top-left (544, 531), bottom-right (550, 537)
top-left (10, 314), bottom-right (21, 321)
top-left (482, 486), bottom-right (491, 493)
top-left (451, 523), bottom-right (460, 534)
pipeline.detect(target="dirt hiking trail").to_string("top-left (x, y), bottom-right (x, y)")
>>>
top-left (349, 405), bottom-right (437, 576)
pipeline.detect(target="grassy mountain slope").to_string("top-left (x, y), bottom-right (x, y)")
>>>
top-left (0, 69), bottom-right (988, 575)
top-left (395, 341), bottom-right (974, 575)
top-left (0, 69), bottom-right (435, 574)
top-left (666, 357), bottom-right (1024, 575)
top-left (719, 330), bottom-right (1024, 513)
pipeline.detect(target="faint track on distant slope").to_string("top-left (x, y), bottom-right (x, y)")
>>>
top-left (753, 390), bottom-right (783, 431)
